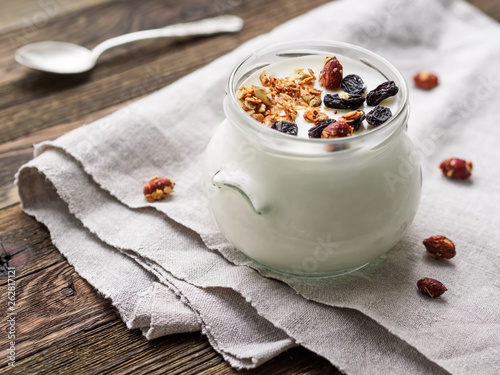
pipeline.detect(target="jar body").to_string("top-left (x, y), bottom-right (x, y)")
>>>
top-left (203, 114), bottom-right (421, 275)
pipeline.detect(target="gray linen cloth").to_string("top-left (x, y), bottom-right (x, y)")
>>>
top-left (16, 0), bottom-right (500, 373)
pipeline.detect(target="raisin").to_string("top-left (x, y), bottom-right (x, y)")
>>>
top-left (341, 74), bottom-right (365, 95)
top-left (308, 119), bottom-right (336, 138)
top-left (324, 92), bottom-right (365, 110)
top-left (366, 106), bottom-right (392, 127)
top-left (366, 81), bottom-right (398, 106)
top-left (271, 121), bottom-right (298, 136)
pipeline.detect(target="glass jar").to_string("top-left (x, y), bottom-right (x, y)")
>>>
top-left (203, 41), bottom-right (421, 276)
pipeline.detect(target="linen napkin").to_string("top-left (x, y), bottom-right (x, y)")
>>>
top-left (16, 0), bottom-right (500, 373)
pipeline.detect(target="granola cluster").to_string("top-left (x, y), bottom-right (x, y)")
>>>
top-left (237, 68), bottom-right (322, 127)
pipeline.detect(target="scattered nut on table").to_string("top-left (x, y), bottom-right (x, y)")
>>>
top-left (143, 176), bottom-right (175, 202)
top-left (413, 71), bottom-right (439, 90)
top-left (417, 277), bottom-right (447, 298)
top-left (423, 235), bottom-right (456, 259)
top-left (440, 158), bottom-right (473, 179)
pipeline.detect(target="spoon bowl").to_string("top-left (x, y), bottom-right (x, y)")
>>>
top-left (16, 41), bottom-right (95, 74)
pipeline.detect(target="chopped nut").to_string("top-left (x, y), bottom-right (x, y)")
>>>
top-left (440, 158), bottom-right (472, 179)
top-left (144, 176), bottom-right (175, 202)
top-left (417, 277), bottom-right (447, 298)
top-left (260, 70), bottom-right (270, 86)
top-left (423, 235), bottom-right (456, 259)
top-left (254, 86), bottom-right (272, 106)
top-left (338, 91), bottom-right (350, 100)
top-left (339, 110), bottom-right (365, 132)
top-left (301, 87), bottom-right (322, 107)
top-left (237, 87), bottom-right (247, 100)
top-left (251, 113), bottom-right (265, 122)
top-left (245, 96), bottom-right (262, 105)
top-left (303, 108), bottom-right (329, 124)
top-left (263, 114), bottom-right (277, 127)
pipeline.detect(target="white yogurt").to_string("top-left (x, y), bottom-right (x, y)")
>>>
top-left (203, 43), bottom-right (421, 276)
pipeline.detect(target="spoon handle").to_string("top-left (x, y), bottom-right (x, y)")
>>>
top-left (90, 15), bottom-right (244, 61)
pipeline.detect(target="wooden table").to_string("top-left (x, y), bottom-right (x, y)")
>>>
top-left (1, 1), bottom-right (498, 373)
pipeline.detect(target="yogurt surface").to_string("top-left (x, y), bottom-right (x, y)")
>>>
top-left (238, 54), bottom-right (400, 139)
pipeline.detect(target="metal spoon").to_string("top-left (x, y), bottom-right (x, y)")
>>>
top-left (15, 15), bottom-right (244, 74)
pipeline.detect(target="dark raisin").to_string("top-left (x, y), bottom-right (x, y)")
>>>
top-left (341, 74), bottom-right (365, 95)
top-left (365, 106), bottom-right (392, 127)
top-left (366, 81), bottom-right (398, 106)
top-left (308, 119), bottom-right (336, 138)
top-left (324, 93), bottom-right (365, 110)
top-left (271, 121), bottom-right (298, 136)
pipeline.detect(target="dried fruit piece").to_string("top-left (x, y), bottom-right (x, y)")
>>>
top-left (271, 121), bottom-right (298, 136)
top-left (144, 176), bottom-right (175, 202)
top-left (365, 106), bottom-right (392, 127)
top-left (417, 278), bottom-right (447, 298)
top-left (321, 119), bottom-right (353, 139)
top-left (308, 119), bottom-right (336, 138)
top-left (341, 74), bottom-right (365, 95)
top-left (414, 71), bottom-right (439, 90)
top-left (324, 92), bottom-right (365, 110)
top-left (303, 108), bottom-right (329, 125)
top-left (439, 158), bottom-right (473, 179)
top-left (366, 81), bottom-right (399, 106)
top-left (423, 235), bottom-right (456, 259)
top-left (339, 110), bottom-right (365, 132)
top-left (320, 56), bottom-right (343, 90)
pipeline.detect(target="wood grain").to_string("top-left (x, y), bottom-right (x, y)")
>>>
top-left (0, 0), bottom-right (115, 34)
top-left (0, 0), bottom-right (497, 374)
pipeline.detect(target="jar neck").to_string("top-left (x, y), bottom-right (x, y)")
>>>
top-left (224, 41), bottom-right (410, 158)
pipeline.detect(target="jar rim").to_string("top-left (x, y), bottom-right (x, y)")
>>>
top-left (226, 40), bottom-right (409, 148)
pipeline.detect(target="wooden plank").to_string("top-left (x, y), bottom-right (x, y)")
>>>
top-left (0, 0), bottom-right (336, 144)
top-left (0, 98), bottom-right (138, 209)
top-left (0, 0), bottom-right (332, 205)
top-left (0, 205), bottom-right (63, 285)
top-left (467, 0), bottom-right (500, 20)
top-left (0, 0), bottom-right (115, 34)
top-left (0, 204), bottom-right (339, 373)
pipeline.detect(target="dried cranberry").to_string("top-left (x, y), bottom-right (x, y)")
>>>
top-left (366, 81), bottom-right (399, 106)
top-left (365, 106), bottom-right (392, 127)
top-left (308, 119), bottom-right (336, 138)
top-left (341, 74), bottom-right (365, 95)
top-left (324, 92), bottom-right (365, 110)
top-left (271, 121), bottom-right (298, 136)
